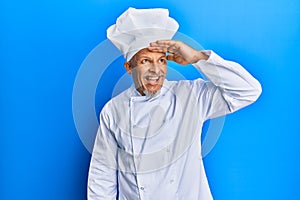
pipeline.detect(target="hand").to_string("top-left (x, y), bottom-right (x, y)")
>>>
top-left (148, 40), bottom-right (208, 65)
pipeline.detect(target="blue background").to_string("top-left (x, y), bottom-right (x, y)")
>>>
top-left (1, 0), bottom-right (299, 199)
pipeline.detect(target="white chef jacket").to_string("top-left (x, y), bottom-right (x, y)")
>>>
top-left (88, 50), bottom-right (262, 200)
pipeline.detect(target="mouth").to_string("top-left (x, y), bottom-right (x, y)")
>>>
top-left (144, 75), bottom-right (165, 86)
top-left (145, 76), bottom-right (160, 82)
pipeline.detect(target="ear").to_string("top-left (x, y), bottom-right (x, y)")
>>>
top-left (124, 62), bottom-right (132, 74)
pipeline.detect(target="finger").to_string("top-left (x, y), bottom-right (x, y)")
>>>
top-left (154, 40), bottom-right (176, 46)
top-left (149, 44), bottom-right (172, 50)
top-left (167, 45), bottom-right (179, 54)
top-left (150, 43), bottom-right (176, 50)
top-left (150, 40), bottom-right (176, 47)
top-left (148, 46), bottom-right (168, 53)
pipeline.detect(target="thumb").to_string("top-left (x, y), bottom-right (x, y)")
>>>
top-left (167, 54), bottom-right (175, 61)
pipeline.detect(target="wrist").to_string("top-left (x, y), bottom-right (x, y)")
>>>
top-left (197, 51), bottom-right (209, 61)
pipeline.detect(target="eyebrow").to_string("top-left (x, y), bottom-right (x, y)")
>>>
top-left (138, 55), bottom-right (167, 60)
top-left (158, 55), bottom-right (167, 59)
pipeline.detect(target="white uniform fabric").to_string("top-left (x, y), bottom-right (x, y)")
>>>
top-left (88, 50), bottom-right (262, 200)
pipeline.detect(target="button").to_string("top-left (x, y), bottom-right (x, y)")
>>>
top-left (170, 179), bottom-right (174, 184)
top-left (140, 186), bottom-right (145, 190)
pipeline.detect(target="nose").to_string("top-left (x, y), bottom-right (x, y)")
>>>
top-left (148, 63), bottom-right (161, 74)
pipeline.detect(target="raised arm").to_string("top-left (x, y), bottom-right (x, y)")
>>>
top-left (149, 40), bottom-right (262, 119)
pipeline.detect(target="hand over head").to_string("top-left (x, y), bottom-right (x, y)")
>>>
top-left (148, 40), bottom-right (208, 65)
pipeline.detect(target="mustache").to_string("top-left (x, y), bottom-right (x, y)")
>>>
top-left (143, 72), bottom-right (165, 78)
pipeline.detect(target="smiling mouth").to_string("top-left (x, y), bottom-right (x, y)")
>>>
top-left (145, 76), bottom-right (160, 81)
top-left (144, 73), bottom-right (165, 82)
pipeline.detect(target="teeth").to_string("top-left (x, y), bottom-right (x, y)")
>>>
top-left (146, 76), bottom-right (159, 81)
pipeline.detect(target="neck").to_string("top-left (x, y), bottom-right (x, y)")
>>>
top-left (136, 87), bottom-right (146, 96)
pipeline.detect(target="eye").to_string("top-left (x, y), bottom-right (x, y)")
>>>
top-left (141, 59), bottom-right (149, 64)
top-left (159, 58), bottom-right (166, 63)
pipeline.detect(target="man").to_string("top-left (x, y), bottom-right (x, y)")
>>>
top-left (88, 7), bottom-right (261, 200)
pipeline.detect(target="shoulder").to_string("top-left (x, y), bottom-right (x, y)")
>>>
top-left (168, 78), bottom-right (207, 91)
top-left (100, 87), bottom-right (131, 118)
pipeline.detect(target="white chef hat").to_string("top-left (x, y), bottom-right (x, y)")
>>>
top-left (107, 7), bottom-right (179, 61)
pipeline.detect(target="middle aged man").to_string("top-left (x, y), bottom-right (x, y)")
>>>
top-left (88, 7), bottom-right (262, 200)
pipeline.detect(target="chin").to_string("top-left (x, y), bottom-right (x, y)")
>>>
top-left (145, 86), bottom-right (162, 94)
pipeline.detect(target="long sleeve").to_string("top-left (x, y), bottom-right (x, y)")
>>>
top-left (193, 50), bottom-right (262, 120)
top-left (87, 110), bottom-right (118, 200)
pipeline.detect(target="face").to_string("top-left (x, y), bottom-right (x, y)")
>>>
top-left (124, 48), bottom-right (167, 96)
